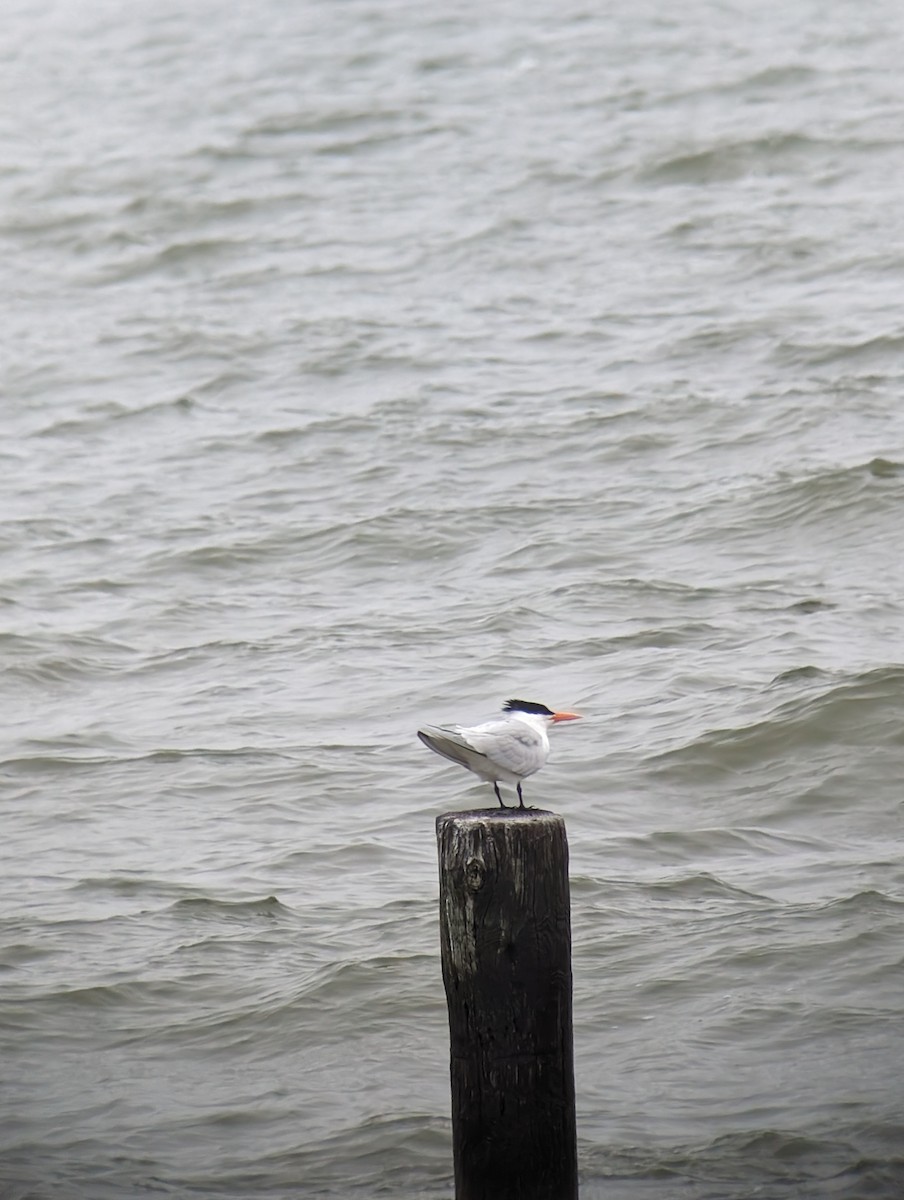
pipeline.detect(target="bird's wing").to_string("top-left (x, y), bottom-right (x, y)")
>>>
top-left (417, 725), bottom-right (492, 778)
top-left (466, 718), bottom-right (547, 779)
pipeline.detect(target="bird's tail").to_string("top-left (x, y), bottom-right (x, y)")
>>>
top-left (417, 726), bottom-right (492, 779)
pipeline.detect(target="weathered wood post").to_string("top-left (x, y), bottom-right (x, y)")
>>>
top-left (436, 809), bottom-right (578, 1200)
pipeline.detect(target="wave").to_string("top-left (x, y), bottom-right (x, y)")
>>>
top-left (639, 133), bottom-right (840, 186)
top-left (648, 665), bottom-right (904, 777)
top-left (190, 1113), bottom-right (452, 1197)
top-left (777, 332), bottom-right (904, 369)
top-left (581, 1125), bottom-right (903, 1195)
top-left (0, 743), bottom-right (295, 775)
top-left (33, 393), bottom-right (196, 438)
top-left (677, 457), bottom-right (904, 549)
top-left (168, 895), bottom-right (291, 921)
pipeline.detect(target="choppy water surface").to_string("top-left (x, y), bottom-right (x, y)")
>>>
top-left (3, 0), bottom-right (904, 1196)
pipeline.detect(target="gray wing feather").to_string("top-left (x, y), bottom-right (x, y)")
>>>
top-left (417, 726), bottom-right (491, 778)
top-left (468, 721), bottom-right (546, 778)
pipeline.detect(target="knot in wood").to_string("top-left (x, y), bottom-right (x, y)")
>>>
top-left (464, 856), bottom-right (486, 892)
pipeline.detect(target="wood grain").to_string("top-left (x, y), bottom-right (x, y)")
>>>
top-left (437, 809), bottom-right (578, 1200)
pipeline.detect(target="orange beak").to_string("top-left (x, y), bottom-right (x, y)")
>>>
top-left (551, 711), bottom-right (581, 722)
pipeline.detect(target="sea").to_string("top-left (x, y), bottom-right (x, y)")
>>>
top-left (2, 0), bottom-right (904, 1196)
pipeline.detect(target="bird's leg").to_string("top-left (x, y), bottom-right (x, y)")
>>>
top-left (517, 783), bottom-right (533, 810)
top-left (494, 782), bottom-right (509, 809)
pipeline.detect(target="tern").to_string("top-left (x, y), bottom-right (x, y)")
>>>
top-left (417, 699), bottom-right (581, 809)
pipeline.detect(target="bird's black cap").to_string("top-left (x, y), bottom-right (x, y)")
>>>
top-left (503, 699), bottom-right (554, 715)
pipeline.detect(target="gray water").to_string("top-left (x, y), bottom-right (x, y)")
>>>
top-left (3, 0), bottom-right (904, 1196)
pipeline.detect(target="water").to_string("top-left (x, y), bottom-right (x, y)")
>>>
top-left (2, 0), bottom-right (904, 1195)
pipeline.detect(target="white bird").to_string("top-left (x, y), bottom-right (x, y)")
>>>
top-left (417, 698), bottom-right (581, 809)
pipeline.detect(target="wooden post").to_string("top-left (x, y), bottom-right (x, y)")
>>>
top-left (436, 809), bottom-right (578, 1200)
